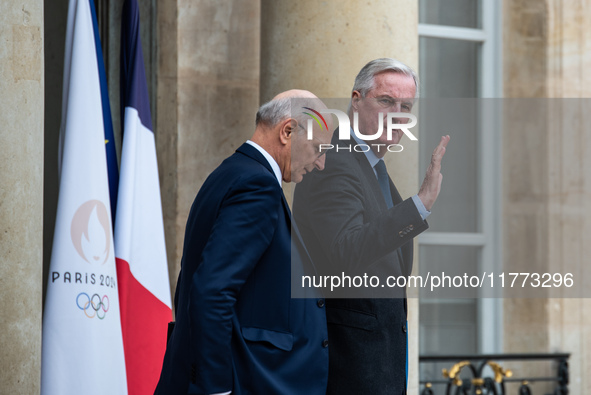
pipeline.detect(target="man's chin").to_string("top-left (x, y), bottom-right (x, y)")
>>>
top-left (290, 172), bottom-right (305, 184)
top-left (390, 132), bottom-right (404, 145)
top-left (379, 136), bottom-right (402, 146)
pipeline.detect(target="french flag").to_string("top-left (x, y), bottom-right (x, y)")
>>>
top-left (115, 1), bottom-right (172, 394)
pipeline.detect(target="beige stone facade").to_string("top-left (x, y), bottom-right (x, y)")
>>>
top-left (2, 0), bottom-right (591, 392)
top-left (0, 1), bottom-right (44, 393)
top-left (504, 1), bottom-right (591, 393)
top-left (156, 0), bottom-right (262, 300)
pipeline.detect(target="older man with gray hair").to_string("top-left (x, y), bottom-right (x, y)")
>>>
top-left (294, 58), bottom-right (450, 394)
top-left (156, 89), bottom-right (333, 395)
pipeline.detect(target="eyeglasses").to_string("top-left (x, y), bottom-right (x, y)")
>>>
top-left (368, 96), bottom-right (413, 112)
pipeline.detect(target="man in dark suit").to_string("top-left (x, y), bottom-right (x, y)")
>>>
top-left (293, 58), bottom-right (450, 394)
top-left (155, 90), bottom-right (333, 395)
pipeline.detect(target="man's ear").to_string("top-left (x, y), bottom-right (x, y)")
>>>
top-left (279, 118), bottom-right (296, 145)
top-left (351, 91), bottom-right (362, 111)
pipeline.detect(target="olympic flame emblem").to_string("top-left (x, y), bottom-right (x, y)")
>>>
top-left (71, 200), bottom-right (111, 264)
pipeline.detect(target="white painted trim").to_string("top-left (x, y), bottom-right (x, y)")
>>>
top-left (481, 0), bottom-right (504, 98)
top-left (418, 24), bottom-right (487, 42)
top-left (418, 232), bottom-right (486, 246)
top-left (420, 298), bottom-right (476, 305)
top-left (478, 100), bottom-right (503, 354)
top-left (418, 0), bottom-right (504, 355)
top-left (478, 0), bottom-right (504, 354)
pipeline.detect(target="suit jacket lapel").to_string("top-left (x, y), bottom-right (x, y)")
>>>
top-left (237, 142), bottom-right (316, 269)
top-left (349, 137), bottom-right (404, 207)
top-left (336, 130), bottom-right (409, 268)
top-left (389, 178), bottom-right (403, 205)
top-left (353, 145), bottom-right (393, 212)
top-left (282, 192), bottom-right (317, 272)
top-left (331, 129), bottom-right (390, 212)
top-left (236, 142), bottom-right (276, 176)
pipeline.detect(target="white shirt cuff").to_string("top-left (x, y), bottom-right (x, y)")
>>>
top-left (412, 194), bottom-right (431, 220)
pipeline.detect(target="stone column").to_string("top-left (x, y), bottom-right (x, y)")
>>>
top-left (0, 0), bottom-right (44, 393)
top-left (156, 0), bottom-right (180, 304)
top-left (156, 0), bottom-right (261, 301)
top-left (260, 0), bottom-right (420, 391)
top-left (503, 0), bottom-right (591, 393)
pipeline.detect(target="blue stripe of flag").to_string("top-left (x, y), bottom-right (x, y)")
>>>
top-left (120, 0), bottom-right (153, 133)
top-left (89, 0), bottom-right (119, 222)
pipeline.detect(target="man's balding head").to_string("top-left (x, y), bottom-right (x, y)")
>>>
top-left (251, 89), bottom-right (332, 184)
top-left (273, 89), bottom-right (317, 101)
top-left (255, 89), bottom-right (327, 128)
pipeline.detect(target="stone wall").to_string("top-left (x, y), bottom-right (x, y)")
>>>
top-left (503, 0), bottom-right (591, 392)
top-left (0, 0), bottom-right (44, 393)
top-left (158, 0), bottom-right (261, 300)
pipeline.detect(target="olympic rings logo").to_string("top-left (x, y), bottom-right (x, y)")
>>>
top-left (76, 292), bottom-right (109, 319)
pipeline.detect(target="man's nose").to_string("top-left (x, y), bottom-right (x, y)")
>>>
top-left (390, 108), bottom-right (411, 124)
top-left (315, 154), bottom-right (326, 171)
top-left (381, 100), bottom-right (402, 112)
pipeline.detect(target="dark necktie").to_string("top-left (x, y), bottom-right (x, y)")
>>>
top-left (374, 160), bottom-right (393, 209)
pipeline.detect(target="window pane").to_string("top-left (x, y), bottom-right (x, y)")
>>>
top-left (419, 244), bottom-right (481, 349)
top-left (420, 300), bottom-right (478, 354)
top-left (419, 37), bottom-right (480, 98)
top-left (419, 245), bottom-right (482, 291)
top-left (418, 247), bottom-right (480, 388)
top-left (418, 99), bottom-right (480, 232)
top-left (419, 0), bottom-right (482, 29)
top-left (419, 298), bottom-right (478, 390)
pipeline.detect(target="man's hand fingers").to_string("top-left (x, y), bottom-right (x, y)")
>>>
top-left (435, 135), bottom-right (450, 154)
top-left (418, 136), bottom-right (449, 211)
top-left (430, 135), bottom-right (450, 165)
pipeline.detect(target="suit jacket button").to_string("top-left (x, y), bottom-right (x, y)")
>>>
top-left (402, 324), bottom-right (407, 333)
top-left (317, 299), bottom-right (325, 308)
top-left (322, 339), bottom-right (329, 348)
top-left (409, 224), bottom-right (414, 230)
